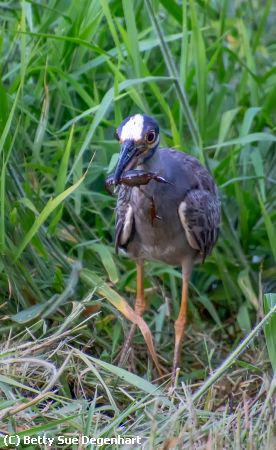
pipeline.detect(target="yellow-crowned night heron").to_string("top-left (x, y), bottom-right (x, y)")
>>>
top-left (109, 114), bottom-right (220, 378)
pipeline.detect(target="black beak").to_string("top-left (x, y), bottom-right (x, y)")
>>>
top-left (114, 139), bottom-right (138, 185)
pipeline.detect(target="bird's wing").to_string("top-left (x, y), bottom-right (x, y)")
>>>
top-left (115, 185), bottom-right (134, 252)
top-left (178, 190), bottom-right (220, 261)
top-left (176, 155), bottom-right (220, 261)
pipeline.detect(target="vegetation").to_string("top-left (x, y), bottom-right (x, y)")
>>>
top-left (0, 0), bottom-right (275, 448)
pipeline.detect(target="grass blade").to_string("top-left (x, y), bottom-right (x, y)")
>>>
top-left (14, 166), bottom-right (90, 260)
top-left (80, 268), bottom-right (162, 375)
top-left (263, 293), bottom-right (276, 371)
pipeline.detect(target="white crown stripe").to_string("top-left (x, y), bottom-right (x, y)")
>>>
top-left (120, 114), bottom-right (144, 141)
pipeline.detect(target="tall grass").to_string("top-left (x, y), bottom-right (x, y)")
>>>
top-left (0, 0), bottom-right (275, 447)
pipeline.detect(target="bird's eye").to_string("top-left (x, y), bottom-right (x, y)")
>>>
top-left (114, 130), bottom-right (120, 141)
top-left (146, 131), bottom-right (156, 144)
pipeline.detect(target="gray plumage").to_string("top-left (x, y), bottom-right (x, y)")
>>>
top-left (110, 114), bottom-right (221, 377)
top-left (115, 148), bottom-right (220, 266)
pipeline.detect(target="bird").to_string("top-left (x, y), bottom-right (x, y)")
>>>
top-left (111, 113), bottom-right (220, 379)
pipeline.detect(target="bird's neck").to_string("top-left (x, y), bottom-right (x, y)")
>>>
top-left (139, 146), bottom-right (159, 170)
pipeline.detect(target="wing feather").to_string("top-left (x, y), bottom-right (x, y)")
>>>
top-left (178, 189), bottom-right (220, 261)
top-left (115, 186), bottom-right (134, 252)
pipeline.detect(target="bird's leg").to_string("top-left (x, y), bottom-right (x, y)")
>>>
top-left (172, 265), bottom-right (191, 381)
top-left (118, 262), bottom-right (146, 366)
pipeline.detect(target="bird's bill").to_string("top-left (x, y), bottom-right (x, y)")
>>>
top-left (114, 139), bottom-right (140, 184)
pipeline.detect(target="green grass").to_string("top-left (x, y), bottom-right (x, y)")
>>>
top-left (0, 0), bottom-right (276, 448)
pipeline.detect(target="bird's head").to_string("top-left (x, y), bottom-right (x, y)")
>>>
top-left (113, 114), bottom-right (160, 184)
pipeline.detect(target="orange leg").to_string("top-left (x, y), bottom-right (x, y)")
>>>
top-left (118, 262), bottom-right (146, 366)
top-left (172, 267), bottom-right (191, 380)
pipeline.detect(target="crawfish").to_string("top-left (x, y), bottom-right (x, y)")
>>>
top-left (105, 169), bottom-right (171, 225)
top-left (105, 169), bottom-right (170, 193)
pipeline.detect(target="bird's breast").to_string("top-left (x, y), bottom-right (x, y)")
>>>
top-left (125, 183), bottom-right (191, 265)
top-left (116, 147), bottom-right (217, 265)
